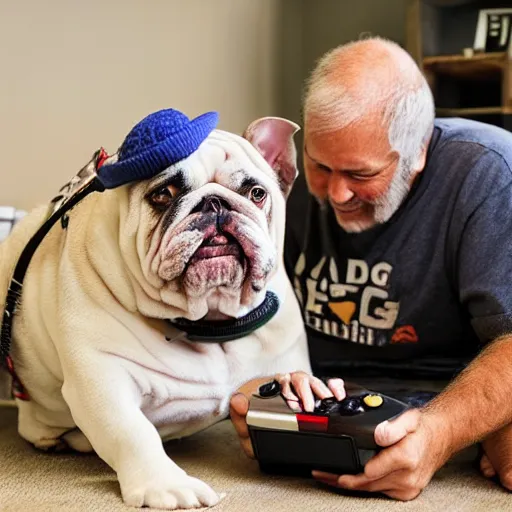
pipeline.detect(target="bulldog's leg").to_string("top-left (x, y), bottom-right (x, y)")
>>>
top-left (61, 428), bottom-right (94, 452)
top-left (17, 400), bottom-right (72, 451)
top-left (17, 387), bottom-right (94, 452)
top-left (18, 411), bottom-right (93, 452)
top-left (61, 360), bottom-right (220, 510)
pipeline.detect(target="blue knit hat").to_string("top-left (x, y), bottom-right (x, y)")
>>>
top-left (97, 108), bottom-right (219, 189)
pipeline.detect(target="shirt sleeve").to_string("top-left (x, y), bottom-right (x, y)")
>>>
top-left (453, 150), bottom-right (512, 343)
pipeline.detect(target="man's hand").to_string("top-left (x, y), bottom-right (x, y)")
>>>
top-left (312, 409), bottom-right (450, 501)
top-left (229, 372), bottom-right (345, 459)
top-left (480, 422), bottom-right (512, 490)
top-left (230, 393), bottom-right (255, 459)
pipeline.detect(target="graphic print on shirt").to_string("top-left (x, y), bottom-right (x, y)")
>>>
top-left (293, 253), bottom-right (418, 346)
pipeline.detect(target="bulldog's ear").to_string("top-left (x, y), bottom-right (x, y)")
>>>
top-left (243, 117), bottom-right (300, 197)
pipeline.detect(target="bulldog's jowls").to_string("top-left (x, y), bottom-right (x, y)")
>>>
top-left (0, 116), bottom-right (311, 509)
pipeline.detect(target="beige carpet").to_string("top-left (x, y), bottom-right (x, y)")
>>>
top-left (0, 404), bottom-right (510, 512)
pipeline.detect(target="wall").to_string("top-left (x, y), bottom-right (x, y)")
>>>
top-left (0, 0), bottom-right (281, 209)
top-left (0, 0), bottom-right (409, 210)
top-left (282, 0), bottom-right (409, 166)
top-left (301, 0), bottom-right (408, 85)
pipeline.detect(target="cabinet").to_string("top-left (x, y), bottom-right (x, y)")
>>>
top-left (406, 0), bottom-right (512, 129)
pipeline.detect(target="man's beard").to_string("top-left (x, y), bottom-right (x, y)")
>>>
top-left (335, 158), bottom-right (413, 233)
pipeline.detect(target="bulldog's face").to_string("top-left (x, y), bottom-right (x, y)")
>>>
top-left (119, 118), bottom-right (299, 321)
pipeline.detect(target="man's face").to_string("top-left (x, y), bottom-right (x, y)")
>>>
top-left (303, 114), bottom-right (415, 232)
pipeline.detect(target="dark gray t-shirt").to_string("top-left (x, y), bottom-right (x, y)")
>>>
top-left (285, 118), bottom-right (512, 380)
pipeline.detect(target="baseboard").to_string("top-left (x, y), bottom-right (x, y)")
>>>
top-left (0, 399), bottom-right (17, 408)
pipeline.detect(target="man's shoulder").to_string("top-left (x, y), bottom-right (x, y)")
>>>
top-left (434, 118), bottom-right (512, 169)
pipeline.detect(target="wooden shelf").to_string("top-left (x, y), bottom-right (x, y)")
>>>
top-left (407, 1), bottom-right (512, 131)
top-left (423, 52), bottom-right (508, 80)
top-left (436, 106), bottom-right (512, 117)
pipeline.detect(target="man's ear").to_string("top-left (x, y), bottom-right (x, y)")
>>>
top-left (415, 145), bottom-right (428, 173)
top-left (243, 117), bottom-right (300, 197)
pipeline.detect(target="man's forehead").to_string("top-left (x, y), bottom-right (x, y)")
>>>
top-left (305, 118), bottom-right (393, 169)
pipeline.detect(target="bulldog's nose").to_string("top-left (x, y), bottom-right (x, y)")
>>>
top-left (197, 195), bottom-right (231, 214)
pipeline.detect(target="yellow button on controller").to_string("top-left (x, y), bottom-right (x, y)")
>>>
top-left (363, 394), bottom-right (383, 408)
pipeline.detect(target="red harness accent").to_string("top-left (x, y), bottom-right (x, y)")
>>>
top-left (96, 147), bottom-right (109, 169)
top-left (5, 355), bottom-right (30, 401)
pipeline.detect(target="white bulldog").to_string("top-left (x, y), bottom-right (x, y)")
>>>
top-left (0, 113), bottom-right (311, 509)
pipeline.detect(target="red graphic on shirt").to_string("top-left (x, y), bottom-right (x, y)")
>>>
top-left (391, 325), bottom-right (419, 344)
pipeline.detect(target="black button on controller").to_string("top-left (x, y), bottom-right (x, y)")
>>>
top-left (258, 380), bottom-right (281, 398)
top-left (315, 397), bottom-right (338, 414)
top-left (338, 397), bottom-right (365, 416)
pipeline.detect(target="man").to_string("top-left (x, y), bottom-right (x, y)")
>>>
top-left (230, 37), bottom-right (512, 500)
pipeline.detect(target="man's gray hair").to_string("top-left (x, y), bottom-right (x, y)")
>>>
top-left (303, 38), bottom-right (435, 168)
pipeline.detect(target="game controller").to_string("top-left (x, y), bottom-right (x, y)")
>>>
top-left (246, 379), bottom-right (410, 476)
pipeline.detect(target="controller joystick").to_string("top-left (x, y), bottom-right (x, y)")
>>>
top-left (337, 397), bottom-right (365, 416)
top-left (258, 380), bottom-right (281, 398)
top-left (314, 397), bottom-right (338, 414)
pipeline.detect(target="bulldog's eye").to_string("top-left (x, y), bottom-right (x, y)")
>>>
top-left (250, 186), bottom-right (267, 204)
top-left (149, 187), bottom-right (174, 208)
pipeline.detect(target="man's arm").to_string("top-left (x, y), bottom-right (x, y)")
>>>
top-left (423, 334), bottom-right (512, 452)
top-left (313, 334), bottom-right (512, 500)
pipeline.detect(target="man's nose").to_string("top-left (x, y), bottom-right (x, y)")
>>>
top-left (328, 174), bottom-right (354, 204)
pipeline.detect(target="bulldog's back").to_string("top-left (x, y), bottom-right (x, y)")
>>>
top-left (0, 204), bottom-right (50, 310)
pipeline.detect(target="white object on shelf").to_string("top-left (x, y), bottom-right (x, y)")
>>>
top-left (0, 206), bottom-right (26, 242)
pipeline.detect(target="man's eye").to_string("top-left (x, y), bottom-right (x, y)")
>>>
top-left (250, 186), bottom-right (267, 204)
top-left (348, 171), bottom-right (380, 181)
top-left (149, 187), bottom-right (174, 208)
top-left (317, 163), bottom-right (332, 173)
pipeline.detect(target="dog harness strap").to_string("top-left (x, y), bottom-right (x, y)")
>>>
top-left (0, 149), bottom-right (107, 400)
top-left (167, 291), bottom-right (280, 343)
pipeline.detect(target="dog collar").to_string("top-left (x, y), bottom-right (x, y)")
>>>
top-left (166, 291), bottom-right (279, 343)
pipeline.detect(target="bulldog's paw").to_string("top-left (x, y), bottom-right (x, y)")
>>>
top-left (32, 430), bottom-right (94, 453)
top-left (33, 437), bottom-right (69, 452)
top-left (120, 472), bottom-right (221, 510)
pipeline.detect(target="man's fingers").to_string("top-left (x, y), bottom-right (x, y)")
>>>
top-left (480, 454), bottom-right (496, 478)
top-left (230, 393), bottom-right (255, 458)
top-left (230, 393), bottom-right (249, 417)
top-left (239, 436), bottom-right (255, 459)
top-left (309, 377), bottom-right (334, 400)
top-left (311, 470), bottom-right (339, 485)
top-left (327, 378), bottom-right (346, 401)
top-left (482, 423), bottom-right (512, 490)
top-left (277, 373), bottom-right (299, 402)
top-left (312, 471), bottom-right (388, 493)
top-left (384, 488), bottom-right (422, 501)
top-left (336, 473), bottom-right (391, 492)
top-left (277, 373), bottom-right (347, 412)
top-left (231, 413), bottom-right (249, 439)
top-left (229, 393), bottom-right (250, 438)
top-left (286, 399), bottom-right (302, 412)
top-left (313, 470), bottom-right (420, 500)
top-left (291, 373), bottom-right (316, 412)
top-left (363, 439), bottom-right (417, 480)
top-left (374, 409), bottom-right (421, 447)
